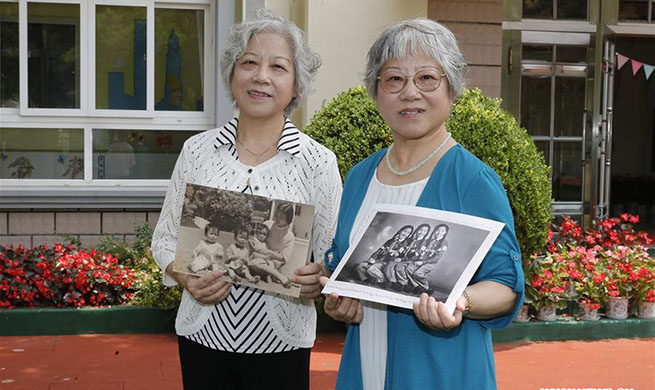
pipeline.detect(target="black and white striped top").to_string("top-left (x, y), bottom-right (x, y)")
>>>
top-left (151, 117), bottom-right (342, 354)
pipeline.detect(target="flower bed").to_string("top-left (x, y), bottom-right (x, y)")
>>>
top-left (0, 223), bottom-right (182, 312)
top-left (2, 217), bottom-right (652, 326)
top-left (0, 244), bottom-right (135, 309)
top-left (523, 213), bottom-right (655, 321)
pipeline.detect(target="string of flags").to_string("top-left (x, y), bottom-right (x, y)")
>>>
top-left (616, 52), bottom-right (654, 80)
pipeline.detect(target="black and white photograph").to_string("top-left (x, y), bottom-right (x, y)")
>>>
top-left (172, 183), bottom-right (315, 297)
top-left (322, 204), bottom-right (504, 313)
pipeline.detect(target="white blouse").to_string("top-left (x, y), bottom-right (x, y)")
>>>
top-left (151, 118), bottom-right (342, 353)
top-left (349, 171), bottom-right (428, 390)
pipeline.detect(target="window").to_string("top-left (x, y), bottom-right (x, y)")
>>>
top-left (523, 0), bottom-right (588, 20)
top-left (619, 0), bottom-right (655, 22)
top-left (0, 0), bottom-right (215, 203)
top-left (0, 128), bottom-right (84, 179)
top-left (92, 129), bottom-right (200, 179)
top-left (155, 8), bottom-right (204, 112)
top-left (0, 2), bottom-right (19, 108)
top-left (28, 2), bottom-right (80, 108)
top-left (520, 44), bottom-right (588, 202)
top-left (95, 5), bottom-right (147, 110)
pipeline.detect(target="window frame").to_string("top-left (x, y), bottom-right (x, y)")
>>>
top-left (11, 0), bottom-right (215, 120)
top-left (520, 0), bottom-right (590, 21)
top-left (0, 0), bottom-right (218, 208)
top-left (518, 35), bottom-right (591, 209)
top-left (617, 0), bottom-right (654, 23)
top-left (90, 0), bottom-right (154, 117)
top-left (18, 0), bottom-right (88, 116)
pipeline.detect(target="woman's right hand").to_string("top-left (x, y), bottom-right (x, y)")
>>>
top-left (319, 276), bottom-right (363, 323)
top-left (167, 264), bottom-right (231, 304)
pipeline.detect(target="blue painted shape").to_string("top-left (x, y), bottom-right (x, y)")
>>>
top-left (156, 29), bottom-right (183, 111)
top-left (108, 19), bottom-right (146, 110)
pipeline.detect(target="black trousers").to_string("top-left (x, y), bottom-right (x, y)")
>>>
top-left (177, 336), bottom-right (311, 390)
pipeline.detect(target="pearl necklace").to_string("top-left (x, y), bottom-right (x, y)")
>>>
top-left (385, 132), bottom-right (452, 176)
top-left (237, 136), bottom-right (278, 163)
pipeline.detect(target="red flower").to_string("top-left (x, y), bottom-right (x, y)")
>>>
top-left (645, 290), bottom-right (655, 302)
top-left (1, 243), bottom-right (136, 308)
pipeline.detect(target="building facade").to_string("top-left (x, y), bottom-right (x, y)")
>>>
top-left (499, 0), bottom-right (654, 231)
top-left (1, 0), bottom-right (653, 247)
top-left (0, 0), bottom-right (235, 247)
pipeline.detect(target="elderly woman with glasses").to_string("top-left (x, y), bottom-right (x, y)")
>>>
top-left (151, 9), bottom-right (342, 390)
top-left (320, 19), bottom-right (524, 389)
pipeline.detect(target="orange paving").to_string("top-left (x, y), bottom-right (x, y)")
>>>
top-left (0, 333), bottom-right (653, 390)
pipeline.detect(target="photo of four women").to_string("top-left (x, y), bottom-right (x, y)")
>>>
top-left (355, 223), bottom-right (449, 294)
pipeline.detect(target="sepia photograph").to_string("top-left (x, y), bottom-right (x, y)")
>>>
top-left (173, 183), bottom-right (315, 297)
top-left (322, 204), bottom-right (505, 313)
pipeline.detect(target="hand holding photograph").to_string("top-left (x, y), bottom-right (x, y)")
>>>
top-left (172, 183), bottom-right (315, 297)
top-left (321, 204), bottom-right (504, 314)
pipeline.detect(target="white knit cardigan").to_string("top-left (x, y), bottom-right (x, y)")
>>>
top-left (151, 121), bottom-right (342, 348)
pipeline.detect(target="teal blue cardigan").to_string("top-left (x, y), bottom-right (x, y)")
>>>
top-left (325, 145), bottom-right (524, 390)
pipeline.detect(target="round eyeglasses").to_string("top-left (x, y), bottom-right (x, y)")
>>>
top-left (376, 70), bottom-right (446, 94)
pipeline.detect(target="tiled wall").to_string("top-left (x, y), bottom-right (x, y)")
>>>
top-left (0, 210), bottom-right (161, 248)
top-left (428, 0), bottom-right (503, 98)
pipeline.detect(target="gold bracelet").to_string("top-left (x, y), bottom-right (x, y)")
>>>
top-left (462, 290), bottom-right (472, 315)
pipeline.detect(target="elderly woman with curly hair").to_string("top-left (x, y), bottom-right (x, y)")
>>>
top-left (151, 10), bottom-right (342, 390)
top-left (320, 18), bottom-right (524, 389)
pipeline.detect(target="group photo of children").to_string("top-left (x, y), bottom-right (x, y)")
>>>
top-left (172, 183), bottom-right (315, 297)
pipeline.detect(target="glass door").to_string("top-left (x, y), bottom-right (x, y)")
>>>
top-left (518, 34), bottom-right (593, 223)
top-left (606, 36), bottom-right (655, 232)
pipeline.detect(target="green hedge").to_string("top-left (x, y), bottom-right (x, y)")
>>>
top-left (304, 86), bottom-right (392, 179)
top-left (305, 86), bottom-right (552, 258)
top-left (447, 89), bottom-right (552, 258)
top-left (93, 224), bottom-right (182, 310)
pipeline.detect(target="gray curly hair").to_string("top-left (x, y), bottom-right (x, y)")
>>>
top-left (364, 18), bottom-right (467, 101)
top-left (220, 9), bottom-right (321, 115)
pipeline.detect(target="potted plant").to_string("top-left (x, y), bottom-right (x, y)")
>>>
top-left (562, 244), bottom-right (607, 321)
top-left (629, 246), bottom-right (655, 319)
top-left (602, 245), bottom-right (637, 320)
top-left (524, 250), bottom-right (570, 321)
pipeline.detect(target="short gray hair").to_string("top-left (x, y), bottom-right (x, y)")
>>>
top-left (364, 19), bottom-right (467, 101)
top-left (220, 9), bottom-right (321, 115)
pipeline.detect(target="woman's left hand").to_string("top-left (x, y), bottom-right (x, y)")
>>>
top-left (291, 263), bottom-right (323, 299)
top-left (412, 293), bottom-right (466, 330)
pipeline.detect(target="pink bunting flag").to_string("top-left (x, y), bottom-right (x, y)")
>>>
top-left (643, 64), bottom-right (654, 80)
top-left (616, 53), bottom-right (629, 70)
top-left (631, 59), bottom-right (643, 76)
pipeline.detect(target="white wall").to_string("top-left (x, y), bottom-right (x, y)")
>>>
top-left (258, 0), bottom-right (427, 126)
top-left (304, 0), bottom-right (427, 125)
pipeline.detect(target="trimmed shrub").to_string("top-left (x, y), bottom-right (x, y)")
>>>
top-left (305, 86), bottom-right (552, 258)
top-left (304, 86), bottom-right (392, 179)
top-left (95, 224), bottom-right (182, 310)
top-left (447, 89), bottom-right (552, 257)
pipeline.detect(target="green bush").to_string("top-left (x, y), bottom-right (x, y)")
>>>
top-left (447, 89), bottom-right (552, 258)
top-left (95, 224), bottom-right (182, 310)
top-left (304, 86), bottom-right (392, 179)
top-left (305, 86), bottom-right (552, 258)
